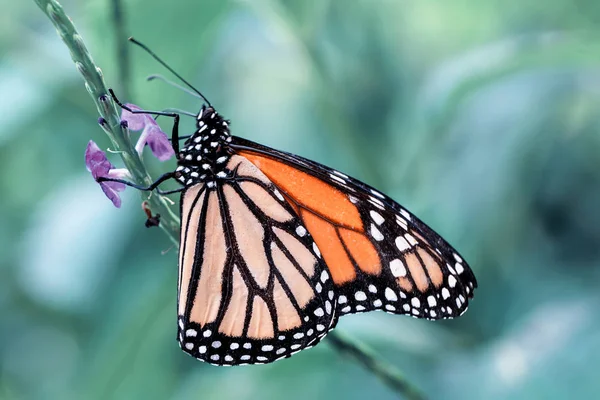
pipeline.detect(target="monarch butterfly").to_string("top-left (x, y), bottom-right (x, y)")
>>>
top-left (101, 39), bottom-right (477, 366)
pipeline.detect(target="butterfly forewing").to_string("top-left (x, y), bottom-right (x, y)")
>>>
top-left (231, 137), bottom-right (477, 321)
top-left (177, 155), bottom-right (337, 365)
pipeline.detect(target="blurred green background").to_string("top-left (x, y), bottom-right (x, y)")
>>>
top-left (2, 0), bottom-right (600, 399)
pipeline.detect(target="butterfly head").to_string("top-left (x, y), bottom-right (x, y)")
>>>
top-left (175, 105), bottom-right (233, 186)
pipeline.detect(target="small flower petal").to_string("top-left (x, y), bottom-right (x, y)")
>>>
top-left (107, 168), bottom-right (131, 181)
top-left (121, 102), bottom-right (174, 161)
top-left (85, 140), bottom-right (111, 180)
top-left (99, 181), bottom-right (125, 208)
top-left (144, 125), bottom-right (175, 161)
top-left (85, 140), bottom-right (127, 208)
top-left (121, 104), bottom-right (147, 131)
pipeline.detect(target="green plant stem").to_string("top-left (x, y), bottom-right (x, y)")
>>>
top-left (34, 0), bottom-right (179, 243)
top-left (110, 0), bottom-right (131, 99)
top-left (327, 332), bottom-right (427, 400)
top-left (35, 1), bottom-right (427, 399)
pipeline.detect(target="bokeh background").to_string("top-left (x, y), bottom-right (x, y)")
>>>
top-left (2, 1), bottom-right (600, 399)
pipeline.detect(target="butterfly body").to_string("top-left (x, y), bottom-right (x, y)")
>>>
top-left (174, 107), bottom-right (233, 187)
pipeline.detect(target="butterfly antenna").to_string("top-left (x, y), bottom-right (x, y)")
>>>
top-left (147, 74), bottom-right (202, 100)
top-left (160, 108), bottom-right (197, 117)
top-left (129, 37), bottom-right (212, 107)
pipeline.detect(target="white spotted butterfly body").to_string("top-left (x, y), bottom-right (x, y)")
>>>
top-left (172, 105), bottom-right (476, 366)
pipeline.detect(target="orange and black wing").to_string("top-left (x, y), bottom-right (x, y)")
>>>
top-left (232, 137), bottom-right (477, 321)
top-left (177, 155), bottom-right (337, 366)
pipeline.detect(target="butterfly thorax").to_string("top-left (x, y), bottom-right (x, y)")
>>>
top-left (175, 105), bottom-right (233, 187)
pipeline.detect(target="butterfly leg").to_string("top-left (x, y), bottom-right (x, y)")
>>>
top-left (97, 171), bottom-right (180, 195)
top-left (170, 135), bottom-right (192, 142)
top-left (109, 89), bottom-right (182, 153)
top-left (156, 187), bottom-right (186, 195)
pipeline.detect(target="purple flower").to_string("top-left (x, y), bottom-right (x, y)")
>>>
top-left (85, 140), bottom-right (129, 208)
top-left (121, 104), bottom-right (147, 131)
top-left (121, 104), bottom-right (174, 161)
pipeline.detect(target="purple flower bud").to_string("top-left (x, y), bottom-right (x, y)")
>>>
top-left (85, 140), bottom-right (127, 208)
top-left (99, 94), bottom-right (109, 102)
top-left (98, 117), bottom-right (107, 126)
top-left (121, 103), bottom-right (174, 161)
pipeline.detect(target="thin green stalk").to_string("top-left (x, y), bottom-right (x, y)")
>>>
top-left (35, 1), bottom-right (427, 399)
top-left (34, 0), bottom-right (179, 243)
top-left (327, 332), bottom-right (428, 400)
top-left (110, 0), bottom-right (131, 99)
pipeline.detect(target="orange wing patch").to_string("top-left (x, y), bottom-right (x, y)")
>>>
top-left (338, 228), bottom-right (382, 275)
top-left (301, 210), bottom-right (356, 284)
top-left (241, 152), bottom-right (363, 230)
top-left (240, 150), bottom-right (383, 286)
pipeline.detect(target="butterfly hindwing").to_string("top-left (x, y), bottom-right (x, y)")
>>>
top-left (177, 155), bottom-right (337, 365)
top-left (232, 137), bottom-right (477, 321)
